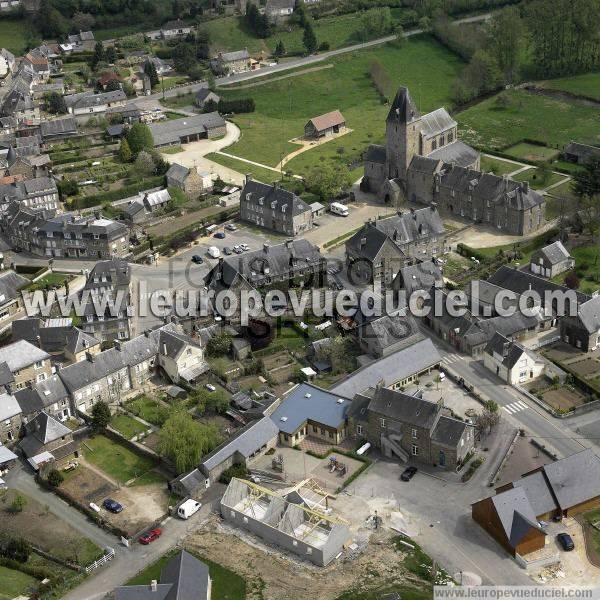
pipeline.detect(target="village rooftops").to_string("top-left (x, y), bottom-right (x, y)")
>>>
top-left (64, 90), bottom-right (127, 111)
top-left (241, 179), bottom-right (311, 217)
top-left (485, 332), bottom-right (531, 369)
top-left (535, 241), bottom-right (572, 266)
top-left (0, 392), bottom-right (21, 420)
top-left (577, 296), bottom-right (600, 334)
top-left (0, 340), bottom-right (49, 372)
top-left (367, 386), bottom-right (439, 429)
top-left (270, 383), bottom-right (353, 435)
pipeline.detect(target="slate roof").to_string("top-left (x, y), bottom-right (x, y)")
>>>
top-left (367, 387), bottom-right (440, 429)
top-left (148, 113), bottom-right (226, 146)
top-left (124, 201), bottom-right (145, 218)
top-left (533, 241), bottom-right (571, 266)
top-left (201, 416), bottom-right (279, 472)
top-left (241, 179), bottom-right (311, 218)
top-left (0, 270), bottom-right (28, 304)
top-left (85, 258), bottom-right (131, 289)
top-left (332, 338), bottom-right (441, 396)
top-left (394, 260), bottom-right (442, 295)
top-left (307, 110), bottom-right (346, 132)
top-left (431, 415), bottom-right (470, 447)
top-left (511, 471), bottom-right (558, 516)
top-left (0, 339), bottom-right (49, 372)
top-left (219, 49), bottom-right (250, 62)
top-left (166, 163), bottom-right (189, 185)
top-left (161, 549), bottom-right (210, 600)
top-left (409, 155), bottom-right (443, 174)
top-left (20, 411), bottom-right (71, 457)
top-left (387, 87), bottom-right (419, 123)
top-left (195, 88), bottom-right (219, 103)
top-left (564, 142), bottom-right (599, 162)
top-left (577, 296), bottom-right (600, 334)
top-left (162, 19), bottom-right (190, 31)
top-left (40, 117), bottom-right (77, 139)
top-left (419, 107), bottom-right (456, 138)
top-left (64, 90), bottom-right (126, 110)
top-left (144, 188), bottom-right (171, 207)
top-left (0, 362), bottom-right (14, 388)
top-left (488, 266), bottom-right (589, 305)
top-left (0, 392), bottom-right (21, 420)
top-left (14, 374), bottom-right (69, 416)
top-left (270, 383), bottom-right (353, 435)
top-left (427, 140), bottom-right (479, 168)
top-left (490, 487), bottom-right (543, 547)
top-left (58, 348), bottom-right (126, 392)
top-left (65, 328), bottom-right (100, 355)
top-left (359, 313), bottom-right (424, 355)
top-left (0, 444), bottom-right (17, 464)
top-left (484, 332), bottom-right (528, 369)
top-left (346, 224), bottom-right (400, 262)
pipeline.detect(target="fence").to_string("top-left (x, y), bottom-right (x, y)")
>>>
top-left (85, 548), bottom-right (115, 573)
top-left (515, 550), bottom-right (560, 571)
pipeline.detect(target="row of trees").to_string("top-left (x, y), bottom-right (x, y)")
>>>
top-left (203, 98), bottom-right (255, 114)
top-left (245, 2), bottom-right (272, 39)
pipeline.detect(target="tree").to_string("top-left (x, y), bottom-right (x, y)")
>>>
top-left (91, 401), bottom-right (111, 430)
top-left (207, 331), bottom-right (232, 357)
top-left (104, 79), bottom-right (122, 92)
top-left (118, 138), bottom-right (132, 163)
top-left (105, 46), bottom-right (117, 65)
top-left (196, 28), bottom-right (211, 60)
top-left (303, 20), bottom-right (318, 54)
top-left (453, 50), bottom-right (503, 103)
top-left (274, 40), bottom-right (286, 58)
top-left (3, 538), bottom-right (30, 563)
top-left (194, 388), bottom-right (230, 415)
top-left (475, 400), bottom-right (501, 435)
top-left (306, 163), bottom-right (351, 200)
top-left (72, 11), bottom-right (95, 32)
top-left (320, 336), bottom-right (357, 374)
top-left (90, 41), bottom-right (105, 71)
top-left (157, 410), bottom-right (222, 473)
top-left (565, 272), bottom-right (581, 289)
top-left (172, 41), bottom-right (196, 74)
top-left (487, 7), bottom-right (526, 83)
top-left (47, 469), bottom-right (64, 487)
top-left (370, 59), bottom-right (391, 100)
top-left (126, 122), bottom-right (154, 156)
top-left (572, 155), bottom-right (600, 240)
top-left (135, 150), bottom-right (155, 175)
top-left (144, 59), bottom-right (160, 88)
top-left (358, 7), bottom-right (393, 41)
top-left (10, 494), bottom-right (26, 514)
top-left (45, 92), bottom-right (66, 114)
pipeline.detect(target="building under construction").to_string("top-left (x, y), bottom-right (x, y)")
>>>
top-left (220, 478), bottom-right (350, 566)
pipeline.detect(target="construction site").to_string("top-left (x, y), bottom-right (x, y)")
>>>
top-left (220, 477), bottom-right (351, 567)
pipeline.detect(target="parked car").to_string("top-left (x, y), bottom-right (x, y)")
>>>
top-left (205, 383), bottom-right (216, 391)
top-left (225, 223), bottom-right (237, 231)
top-left (139, 528), bottom-right (162, 545)
top-left (191, 255), bottom-right (203, 264)
top-left (214, 232), bottom-right (226, 239)
top-left (556, 533), bottom-right (574, 551)
top-left (240, 243), bottom-right (250, 251)
top-left (103, 498), bottom-right (123, 513)
top-left (177, 499), bottom-right (201, 520)
top-left (223, 247), bottom-right (232, 255)
top-left (233, 246), bottom-right (243, 254)
top-left (207, 246), bottom-right (221, 259)
top-left (400, 466), bottom-right (418, 481)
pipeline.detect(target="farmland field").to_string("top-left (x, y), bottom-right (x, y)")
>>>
top-left (503, 142), bottom-right (560, 162)
top-left (458, 90), bottom-right (600, 152)
top-left (0, 18), bottom-right (29, 55)
top-left (214, 36), bottom-right (464, 174)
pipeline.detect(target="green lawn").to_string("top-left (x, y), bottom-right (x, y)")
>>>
top-left (126, 549), bottom-right (246, 599)
top-left (0, 18), bottom-right (29, 55)
top-left (474, 228), bottom-right (558, 265)
top-left (0, 565), bottom-right (37, 600)
top-left (511, 168), bottom-right (565, 190)
top-left (111, 414), bottom-right (147, 439)
top-left (540, 72), bottom-right (600, 101)
top-left (480, 155), bottom-right (519, 176)
top-left (124, 394), bottom-right (171, 426)
top-left (26, 273), bottom-right (71, 292)
top-left (218, 36), bottom-right (463, 174)
top-left (547, 179), bottom-right (577, 200)
top-left (552, 245), bottom-right (600, 294)
top-left (83, 434), bottom-right (157, 484)
top-left (504, 142), bottom-right (560, 162)
top-left (458, 89), bottom-right (600, 152)
top-left (205, 152), bottom-right (285, 183)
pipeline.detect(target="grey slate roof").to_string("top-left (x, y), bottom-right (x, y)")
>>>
top-left (534, 241), bottom-right (571, 266)
top-left (387, 87), bottom-right (419, 124)
top-left (0, 340), bottom-right (49, 372)
top-left (0, 270), bottom-right (28, 304)
top-left (40, 117), bottom-right (77, 139)
top-left (490, 487), bottom-right (543, 547)
top-left (359, 313), bottom-right (424, 355)
top-left (148, 113), bottom-right (226, 146)
top-left (484, 332), bottom-right (527, 369)
top-left (394, 260), bottom-right (442, 295)
top-left (219, 49), bottom-right (250, 62)
top-left (577, 296), bottom-right (600, 334)
top-left (201, 416), bottom-right (279, 472)
top-left (511, 471), bottom-right (558, 516)
top-left (0, 362), bottom-right (14, 387)
top-left (270, 383), bottom-right (353, 435)
top-left (431, 415), bottom-right (469, 447)
top-left (166, 163), bottom-right (189, 185)
top-left (564, 142), bottom-right (600, 162)
top-left (241, 179), bottom-right (311, 218)
top-left (65, 328), bottom-right (100, 355)
top-left (427, 140), bottom-right (479, 168)
top-left (367, 386), bottom-right (439, 429)
top-left (14, 374), bottom-right (69, 416)
top-left (332, 338), bottom-right (441, 396)
top-left (85, 258), bottom-right (131, 289)
top-left (419, 107), bottom-right (456, 138)
top-left (161, 19), bottom-right (190, 31)
top-left (0, 444), bottom-right (18, 464)
top-left (0, 392), bottom-right (21, 420)
top-left (20, 411), bottom-right (71, 458)
top-left (64, 90), bottom-right (126, 110)
top-left (161, 549), bottom-right (210, 600)
top-left (58, 348), bottom-right (126, 392)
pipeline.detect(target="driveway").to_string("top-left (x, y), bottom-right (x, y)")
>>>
top-left (161, 122), bottom-right (243, 184)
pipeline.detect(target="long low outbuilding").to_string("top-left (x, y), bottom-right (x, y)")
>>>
top-left (148, 113), bottom-right (227, 147)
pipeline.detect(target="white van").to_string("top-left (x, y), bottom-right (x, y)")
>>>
top-left (205, 224), bottom-right (218, 234)
top-left (177, 499), bottom-right (201, 520)
top-left (330, 202), bottom-right (349, 217)
top-left (207, 246), bottom-right (221, 259)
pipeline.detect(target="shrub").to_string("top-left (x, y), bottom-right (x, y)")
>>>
top-left (10, 494), bottom-right (26, 514)
top-left (47, 469), bottom-right (64, 487)
top-left (219, 463), bottom-right (248, 484)
top-left (1, 538), bottom-right (30, 563)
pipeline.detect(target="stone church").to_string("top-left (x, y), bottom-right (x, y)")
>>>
top-left (362, 87), bottom-right (545, 236)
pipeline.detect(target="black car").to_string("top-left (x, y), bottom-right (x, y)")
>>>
top-left (400, 466), bottom-right (418, 481)
top-left (556, 533), bottom-right (574, 551)
top-left (103, 498), bottom-right (123, 513)
top-left (214, 232), bottom-right (226, 239)
top-left (191, 255), bottom-right (203, 264)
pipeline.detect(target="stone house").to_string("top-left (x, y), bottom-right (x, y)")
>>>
top-left (166, 163), bottom-right (213, 198)
top-left (356, 314), bottom-right (424, 358)
top-left (64, 90), bottom-right (127, 116)
top-left (0, 269), bottom-right (28, 322)
top-left (304, 110), bottom-right (346, 139)
top-left (211, 49), bottom-right (251, 75)
top-left (530, 241), bottom-right (574, 278)
top-left (265, 0), bottom-right (295, 22)
top-left (483, 333), bottom-right (545, 385)
top-left (157, 329), bottom-right (208, 384)
top-left (0, 340), bottom-right (52, 390)
top-left (563, 142), bottom-right (599, 165)
top-left (239, 178), bottom-right (313, 236)
top-left (0, 176), bottom-right (59, 211)
top-left (160, 19), bottom-right (193, 39)
top-left (392, 259), bottom-right (442, 299)
top-left (349, 386), bottom-right (474, 470)
top-left (560, 295), bottom-right (600, 352)
top-left (345, 206), bottom-right (446, 286)
top-left (14, 374), bottom-right (72, 423)
top-left (19, 411), bottom-right (78, 463)
top-left (0, 393), bottom-right (22, 444)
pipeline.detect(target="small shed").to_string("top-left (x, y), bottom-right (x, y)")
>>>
top-left (166, 385), bottom-right (187, 400)
top-left (195, 88), bottom-right (221, 109)
top-left (310, 202), bottom-right (325, 217)
top-left (304, 110), bottom-right (346, 139)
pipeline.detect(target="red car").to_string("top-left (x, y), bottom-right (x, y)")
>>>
top-left (139, 528), bottom-right (162, 545)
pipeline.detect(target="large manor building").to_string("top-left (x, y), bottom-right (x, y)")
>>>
top-left (362, 87), bottom-right (545, 235)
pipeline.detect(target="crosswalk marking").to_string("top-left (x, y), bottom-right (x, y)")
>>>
top-left (502, 401), bottom-right (529, 414)
top-left (441, 354), bottom-right (462, 364)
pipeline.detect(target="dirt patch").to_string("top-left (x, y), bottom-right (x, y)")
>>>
top-left (567, 357), bottom-right (600, 379)
top-left (145, 204), bottom-right (226, 237)
top-left (494, 436), bottom-right (553, 488)
top-left (541, 387), bottom-right (587, 411)
top-left (185, 516), bottom-right (428, 600)
top-left (61, 464), bottom-right (117, 504)
top-left (107, 484), bottom-right (170, 535)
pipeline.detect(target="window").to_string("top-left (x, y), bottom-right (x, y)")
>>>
top-left (357, 424), bottom-right (363, 435)
top-left (36, 373), bottom-right (47, 383)
top-left (34, 360), bottom-right (44, 369)
top-left (411, 444), bottom-right (419, 456)
top-left (411, 428), bottom-right (417, 439)
top-left (380, 418), bottom-right (386, 428)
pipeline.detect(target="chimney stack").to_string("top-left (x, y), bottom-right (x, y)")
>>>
top-left (522, 181), bottom-right (529, 193)
top-left (114, 340), bottom-right (122, 351)
top-left (86, 351), bottom-right (94, 363)
top-left (263, 243), bottom-right (269, 253)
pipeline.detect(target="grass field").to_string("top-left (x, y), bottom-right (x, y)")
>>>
top-left (205, 152), bottom-right (284, 182)
top-left (124, 394), bottom-right (171, 426)
top-left (548, 179), bottom-right (577, 200)
top-left (540, 72), bottom-right (600, 101)
top-left (213, 36), bottom-right (463, 175)
top-left (504, 142), bottom-right (560, 162)
top-left (0, 18), bottom-right (29, 55)
top-left (480, 155), bottom-right (519, 176)
top-left (127, 548), bottom-right (246, 599)
top-left (208, 12), bottom-right (394, 57)
top-left (111, 414), bottom-right (147, 439)
top-left (83, 434), bottom-right (157, 484)
top-left (511, 168), bottom-right (565, 190)
top-left (0, 565), bottom-right (37, 600)
top-left (458, 89), bottom-right (600, 152)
